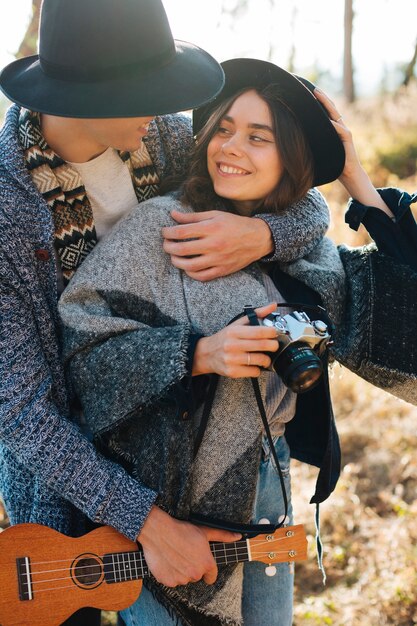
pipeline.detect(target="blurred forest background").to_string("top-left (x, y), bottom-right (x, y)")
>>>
top-left (1, 1), bottom-right (417, 625)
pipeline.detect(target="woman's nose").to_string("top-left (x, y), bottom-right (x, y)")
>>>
top-left (221, 134), bottom-right (244, 157)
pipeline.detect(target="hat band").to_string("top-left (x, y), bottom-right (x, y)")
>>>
top-left (39, 45), bottom-right (176, 83)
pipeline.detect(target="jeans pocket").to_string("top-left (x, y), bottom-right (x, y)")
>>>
top-left (253, 436), bottom-right (293, 527)
top-left (261, 435), bottom-right (290, 473)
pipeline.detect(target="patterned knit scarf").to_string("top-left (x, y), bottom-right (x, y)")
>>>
top-left (19, 109), bottom-right (160, 285)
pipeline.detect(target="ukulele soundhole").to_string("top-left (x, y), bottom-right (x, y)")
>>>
top-left (71, 553), bottom-right (104, 589)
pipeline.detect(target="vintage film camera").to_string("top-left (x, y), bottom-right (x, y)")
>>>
top-left (261, 308), bottom-right (332, 394)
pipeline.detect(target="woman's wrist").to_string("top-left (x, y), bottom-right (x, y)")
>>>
top-left (339, 167), bottom-right (393, 217)
top-left (192, 337), bottom-right (212, 376)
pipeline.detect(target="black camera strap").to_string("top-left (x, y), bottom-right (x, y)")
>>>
top-left (250, 376), bottom-right (289, 523)
top-left (192, 370), bottom-right (289, 533)
top-left (244, 305), bottom-right (289, 527)
top-left (193, 373), bottom-right (219, 457)
top-left (192, 306), bottom-right (289, 534)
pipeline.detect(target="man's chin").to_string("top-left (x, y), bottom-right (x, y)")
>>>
top-left (124, 138), bottom-right (144, 153)
top-left (128, 137), bottom-right (142, 152)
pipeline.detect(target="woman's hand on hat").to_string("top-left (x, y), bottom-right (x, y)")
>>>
top-left (162, 210), bottom-right (274, 281)
top-left (192, 302), bottom-right (279, 378)
top-left (314, 87), bottom-right (392, 216)
top-left (313, 87), bottom-right (363, 184)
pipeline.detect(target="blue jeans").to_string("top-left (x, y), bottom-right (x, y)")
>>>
top-left (120, 436), bottom-right (293, 626)
top-left (242, 435), bottom-right (294, 626)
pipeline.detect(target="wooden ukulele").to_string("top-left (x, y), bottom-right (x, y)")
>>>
top-left (0, 522), bottom-right (307, 625)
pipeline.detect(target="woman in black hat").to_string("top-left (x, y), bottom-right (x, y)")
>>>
top-left (56, 55), bottom-right (417, 626)
top-left (60, 55), bottom-right (417, 625)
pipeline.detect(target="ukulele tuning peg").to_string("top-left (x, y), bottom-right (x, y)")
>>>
top-left (278, 515), bottom-right (290, 526)
top-left (258, 517), bottom-right (270, 524)
top-left (265, 565), bottom-right (277, 577)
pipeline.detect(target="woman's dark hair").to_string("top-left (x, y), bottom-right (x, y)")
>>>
top-left (181, 84), bottom-right (315, 214)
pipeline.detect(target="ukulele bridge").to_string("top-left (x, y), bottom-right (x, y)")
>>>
top-left (16, 556), bottom-right (33, 601)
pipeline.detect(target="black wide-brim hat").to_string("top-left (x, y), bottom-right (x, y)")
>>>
top-left (193, 58), bottom-right (345, 187)
top-left (0, 0), bottom-right (224, 118)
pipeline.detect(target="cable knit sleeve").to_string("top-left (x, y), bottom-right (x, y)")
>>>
top-left (145, 113), bottom-right (193, 184)
top-left (335, 244), bottom-right (417, 406)
top-left (257, 187), bottom-right (330, 262)
top-left (0, 250), bottom-right (157, 540)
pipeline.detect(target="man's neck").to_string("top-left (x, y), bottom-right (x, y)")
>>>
top-left (40, 114), bottom-right (107, 163)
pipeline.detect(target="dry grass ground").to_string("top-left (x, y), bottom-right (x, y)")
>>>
top-left (293, 371), bottom-right (417, 626)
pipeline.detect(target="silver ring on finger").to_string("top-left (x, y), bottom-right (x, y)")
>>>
top-left (336, 115), bottom-right (343, 122)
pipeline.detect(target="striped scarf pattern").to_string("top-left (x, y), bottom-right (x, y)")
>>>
top-left (19, 109), bottom-right (159, 284)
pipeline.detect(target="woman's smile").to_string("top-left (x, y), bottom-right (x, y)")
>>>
top-left (217, 162), bottom-right (251, 176)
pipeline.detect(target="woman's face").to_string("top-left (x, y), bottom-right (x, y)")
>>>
top-left (207, 90), bottom-right (283, 215)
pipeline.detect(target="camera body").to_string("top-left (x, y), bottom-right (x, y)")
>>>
top-left (261, 310), bottom-right (331, 393)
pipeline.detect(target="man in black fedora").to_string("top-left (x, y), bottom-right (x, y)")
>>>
top-left (0, 0), bottom-right (329, 624)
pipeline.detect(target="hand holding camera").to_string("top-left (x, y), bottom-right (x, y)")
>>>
top-left (192, 302), bottom-right (332, 393)
top-left (192, 302), bottom-right (280, 378)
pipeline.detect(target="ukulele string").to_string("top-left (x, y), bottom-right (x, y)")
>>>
top-left (26, 557), bottom-right (296, 591)
top-left (24, 548), bottom-right (298, 594)
top-left (20, 582), bottom-right (99, 594)
top-left (28, 554), bottom-right (148, 581)
top-left (26, 534), bottom-right (291, 570)
top-left (30, 558), bottom-right (141, 574)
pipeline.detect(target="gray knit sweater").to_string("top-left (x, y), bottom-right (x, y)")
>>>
top-left (0, 104), bottom-right (330, 540)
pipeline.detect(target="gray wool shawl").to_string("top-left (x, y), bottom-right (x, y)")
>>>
top-left (60, 191), bottom-right (417, 625)
top-left (60, 194), bottom-right (347, 625)
top-left (60, 194), bottom-right (417, 624)
top-left (336, 243), bottom-right (417, 404)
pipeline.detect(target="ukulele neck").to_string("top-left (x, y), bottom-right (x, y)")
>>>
top-left (103, 540), bottom-right (249, 584)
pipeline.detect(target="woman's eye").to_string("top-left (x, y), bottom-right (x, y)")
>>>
top-left (250, 134), bottom-right (272, 143)
top-left (217, 126), bottom-right (231, 135)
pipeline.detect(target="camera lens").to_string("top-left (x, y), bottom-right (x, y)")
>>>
top-left (270, 342), bottom-right (323, 394)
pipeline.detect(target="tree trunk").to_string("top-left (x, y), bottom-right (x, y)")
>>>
top-left (16, 0), bottom-right (42, 58)
top-left (403, 39), bottom-right (417, 86)
top-left (343, 0), bottom-right (355, 102)
top-left (266, 0), bottom-right (276, 62)
top-left (287, 5), bottom-right (298, 73)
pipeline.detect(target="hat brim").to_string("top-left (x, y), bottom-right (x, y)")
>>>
top-left (193, 58), bottom-right (345, 187)
top-left (0, 40), bottom-right (224, 118)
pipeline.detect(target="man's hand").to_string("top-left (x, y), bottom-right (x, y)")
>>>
top-left (162, 210), bottom-right (274, 281)
top-left (137, 506), bottom-right (241, 587)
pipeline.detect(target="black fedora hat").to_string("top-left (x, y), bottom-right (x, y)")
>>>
top-left (193, 58), bottom-right (345, 187)
top-left (0, 0), bottom-right (224, 118)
